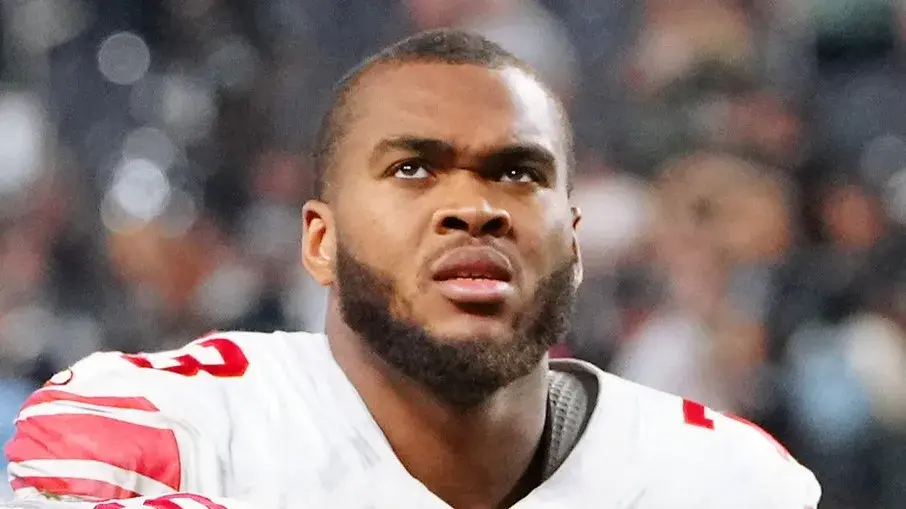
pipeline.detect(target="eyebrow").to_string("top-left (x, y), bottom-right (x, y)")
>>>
top-left (369, 135), bottom-right (557, 171)
top-left (369, 136), bottom-right (457, 166)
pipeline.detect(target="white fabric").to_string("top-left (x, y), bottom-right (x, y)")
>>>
top-left (7, 331), bottom-right (821, 508)
top-left (11, 460), bottom-right (173, 497)
top-left (2, 493), bottom-right (258, 509)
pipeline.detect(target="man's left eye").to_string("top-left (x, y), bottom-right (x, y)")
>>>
top-left (499, 167), bottom-right (539, 183)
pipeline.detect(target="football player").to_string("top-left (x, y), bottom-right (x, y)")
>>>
top-left (4, 29), bottom-right (820, 509)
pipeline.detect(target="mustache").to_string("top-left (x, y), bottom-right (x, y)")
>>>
top-left (421, 236), bottom-right (517, 277)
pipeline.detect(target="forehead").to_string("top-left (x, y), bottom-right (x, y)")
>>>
top-left (342, 62), bottom-right (567, 163)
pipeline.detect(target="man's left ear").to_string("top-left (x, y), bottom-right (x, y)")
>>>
top-left (571, 206), bottom-right (583, 288)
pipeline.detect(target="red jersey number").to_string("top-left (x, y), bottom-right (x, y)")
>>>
top-left (682, 399), bottom-right (791, 460)
top-left (122, 338), bottom-right (249, 378)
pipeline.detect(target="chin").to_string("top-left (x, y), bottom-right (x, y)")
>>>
top-left (426, 314), bottom-right (516, 344)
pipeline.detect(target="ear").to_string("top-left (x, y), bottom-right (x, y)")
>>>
top-left (571, 206), bottom-right (583, 288)
top-left (302, 200), bottom-right (337, 286)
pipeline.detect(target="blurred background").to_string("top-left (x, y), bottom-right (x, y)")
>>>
top-left (0, 0), bottom-right (904, 506)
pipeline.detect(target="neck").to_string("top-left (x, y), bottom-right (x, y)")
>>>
top-left (326, 307), bottom-right (549, 509)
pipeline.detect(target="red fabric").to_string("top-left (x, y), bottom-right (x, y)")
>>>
top-left (94, 494), bottom-right (231, 509)
top-left (6, 413), bottom-right (181, 491)
top-left (144, 494), bottom-right (230, 509)
top-left (682, 399), bottom-right (793, 460)
top-left (10, 477), bottom-right (141, 500)
top-left (20, 390), bottom-right (159, 413)
top-left (123, 338), bottom-right (249, 378)
top-left (682, 399), bottom-right (715, 430)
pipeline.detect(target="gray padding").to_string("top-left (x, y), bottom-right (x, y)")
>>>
top-left (543, 363), bottom-right (598, 480)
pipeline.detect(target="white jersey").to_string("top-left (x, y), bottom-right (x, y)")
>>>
top-left (5, 331), bottom-right (821, 508)
top-left (1, 493), bottom-right (256, 509)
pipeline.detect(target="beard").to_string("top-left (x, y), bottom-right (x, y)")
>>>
top-left (336, 242), bottom-right (577, 408)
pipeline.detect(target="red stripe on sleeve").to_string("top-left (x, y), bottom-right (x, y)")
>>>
top-left (6, 414), bottom-right (181, 491)
top-left (144, 494), bottom-right (230, 509)
top-left (20, 390), bottom-right (160, 412)
top-left (10, 477), bottom-right (141, 500)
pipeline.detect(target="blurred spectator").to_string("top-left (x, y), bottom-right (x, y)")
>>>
top-left (610, 152), bottom-right (791, 415)
top-left (405, 0), bottom-right (579, 101)
top-left (628, 0), bottom-right (757, 99)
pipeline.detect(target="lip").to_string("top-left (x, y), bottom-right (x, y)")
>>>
top-left (430, 246), bottom-right (515, 304)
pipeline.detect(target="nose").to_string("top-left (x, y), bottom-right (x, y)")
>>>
top-left (433, 200), bottom-right (513, 238)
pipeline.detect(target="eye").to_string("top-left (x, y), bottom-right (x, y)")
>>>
top-left (499, 167), bottom-right (540, 183)
top-left (393, 160), bottom-right (432, 180)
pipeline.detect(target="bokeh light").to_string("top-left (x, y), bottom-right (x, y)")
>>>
top-left (102, 158), bottom-right (171, 230)
top-left (97, 31), bottom-right (151, 85)
top-left (0, 93), bottom-right (45, 196)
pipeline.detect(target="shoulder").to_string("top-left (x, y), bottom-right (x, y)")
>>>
top-left (20, 329), bottom-right (332, 422)
top-left (635, 390), bottom-right (822, 508)
top-left (5, 330), bottom-right (328, 499)
top-left (49, 330), bottom-right (324, 389)
top-left (543, 363), bottom-right (821, 508)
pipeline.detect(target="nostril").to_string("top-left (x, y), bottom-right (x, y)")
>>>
top-left (441, 216), bottom-right (469, 232)
top-left (481, 217), bottom-right (508, 236)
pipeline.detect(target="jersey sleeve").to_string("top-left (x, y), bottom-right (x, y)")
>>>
top-left (663, 400), bottom-right (822, 509)
top-left (0, 492), bottom-right (259, 509)
top-left (4, 349), bottom-right (222, 502)
top-left (706, 411), bottom-right (821, 508)
top-left (636, 397), bottom-right (821, 509)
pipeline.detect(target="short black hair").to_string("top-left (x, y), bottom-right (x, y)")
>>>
top-left (311, 29), bottom-right (572, 200)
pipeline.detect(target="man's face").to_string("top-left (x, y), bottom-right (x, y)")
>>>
top-left (305, 62), bottom-right (580, 404)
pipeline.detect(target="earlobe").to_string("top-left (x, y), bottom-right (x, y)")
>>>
top-left (301, 200), bottom-right (336, 286)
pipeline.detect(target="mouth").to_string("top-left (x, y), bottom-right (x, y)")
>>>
top-left (430, 246), bottom-right (515, 305)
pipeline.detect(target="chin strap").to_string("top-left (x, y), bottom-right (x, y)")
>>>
top-left (542, 363), bottom-right (598, 481)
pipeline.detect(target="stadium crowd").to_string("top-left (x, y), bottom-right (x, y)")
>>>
top-left (0, 0), bottom-right (905, 507)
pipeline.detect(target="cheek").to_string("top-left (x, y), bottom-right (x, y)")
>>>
top-left (519, 198), bottom-right (575, 271)
top-left (336, 191), bottom-right (427, 276)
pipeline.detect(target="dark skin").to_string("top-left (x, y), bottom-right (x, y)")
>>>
top-left (302, 62), bottom-right (582, 509)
